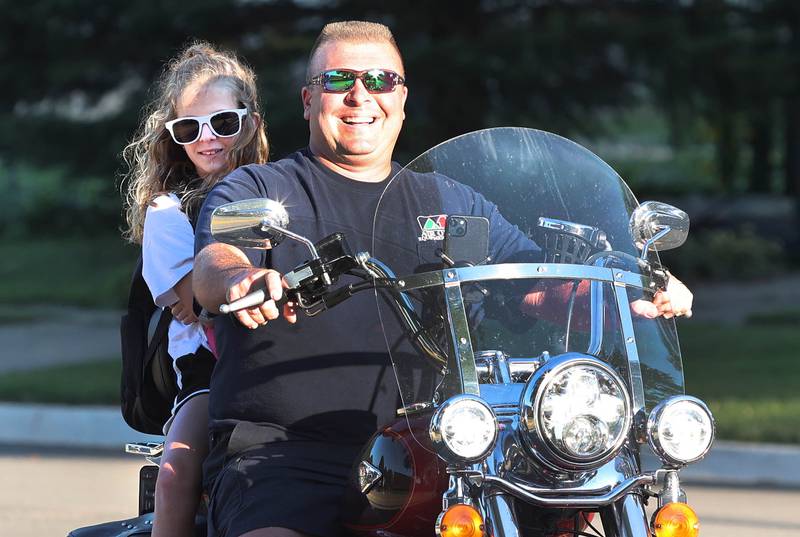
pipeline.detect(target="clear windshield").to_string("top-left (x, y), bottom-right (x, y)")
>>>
top-left (371, 128), bottom-right (684, 434)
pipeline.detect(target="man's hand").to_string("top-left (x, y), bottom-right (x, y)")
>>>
top-left (225, 268), bottom-right (297, 329)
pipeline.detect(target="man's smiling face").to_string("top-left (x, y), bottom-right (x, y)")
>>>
top-left (302, 40), bottom-right (408, 177)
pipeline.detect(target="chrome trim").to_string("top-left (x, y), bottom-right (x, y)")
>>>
top-left (479, 383), bottom-right (525, 408)
top-left (647, 395), bottom-right (715, 467)
top-left (601, 493), bottom-right (652, 537)
top-left (396, 402), bottom-right (433, 417)
top-left (586, 280), bottom-right (605, 355)
top-left (266, 222), bottom-right (319, 260)
top-left (613, 283), bottom-right (648, 442)
top-left (476, 459), bottom-right (631, 496)
top-left (358, 460), bottom-right (383, 494)
top-left (475, 350), bottom-right (511, 384)
top-left (441, 474), bottom-right (474, 509)
top-left (430, 395), bottom-right (498, 464)
top-left (640, 227), bottom-right (671, 261)
top-left (519, 354), bottom-right (633, 472)
top-left (125, 442), bottom-right (164, 457)
top-left (395, 270), bottom-right (444, 291)
top-left (441, 270), bottom-right (480, 397)
top-left (657, 470), bottom-right (686, 507)
top-left (397, 263), bottom-right (652, 292)
top-left (475, 352), bottom-right (545, 385)
top-left (476, 473), bottom-right (656, 508)
top-left (484, 494), bottom-right (521, 537)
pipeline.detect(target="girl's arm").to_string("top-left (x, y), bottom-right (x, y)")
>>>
top-left (171, 271), bottom-right (198, 324)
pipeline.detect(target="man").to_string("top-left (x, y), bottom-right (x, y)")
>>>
top-left (193, 21), bottom-right (427, 537)
top-left (194, 20), bottom-right (692, 537)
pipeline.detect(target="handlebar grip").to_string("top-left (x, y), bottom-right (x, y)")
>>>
top-left (219, 290), bottom-right (290, 314)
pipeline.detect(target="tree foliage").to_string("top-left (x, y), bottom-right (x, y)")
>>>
top-left (1, 0), bottom-right (799, 235)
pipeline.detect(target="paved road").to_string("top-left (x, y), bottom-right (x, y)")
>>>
top-left (0, 447), bottom-right (140, 537)
top-left (3, 446), bottom-right (799, 537)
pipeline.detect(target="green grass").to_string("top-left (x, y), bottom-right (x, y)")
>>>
top-left (0, 312), bottom-right (39, 325)
top-left (0, 359), bottom-right (121, 405)
top-left (0, 235), bottom-right (138, 308)
top-left (679, 321), bottom-right (800, 444)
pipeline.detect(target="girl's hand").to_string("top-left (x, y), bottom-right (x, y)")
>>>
top-left (171, 299), bottom-right (199, 324)
top-left (630, 272), bottom-right (693, 320)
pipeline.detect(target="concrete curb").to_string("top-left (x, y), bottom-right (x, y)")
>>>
top-left (1, 402), bottom-right (798, 489)
top-left (0, 403), bottom-right (161, 449)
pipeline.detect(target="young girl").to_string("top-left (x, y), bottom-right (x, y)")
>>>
top-left (122, 42), bottom-right (269, 537)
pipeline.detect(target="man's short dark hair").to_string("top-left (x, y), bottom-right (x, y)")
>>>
top-left (306, 20), bottom-right (404, 81)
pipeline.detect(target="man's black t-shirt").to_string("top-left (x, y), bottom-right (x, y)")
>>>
top-left (194, 149), bottom-right (537, 450)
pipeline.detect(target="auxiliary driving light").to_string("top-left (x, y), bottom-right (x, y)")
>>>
top-left (648, 396), bottom-right (714, 466)
top-left (436, 504), bottom-right (485, 537)
top-left (520, 353), bottom-right (631, 471)
top-left (430, 395), bottom-right (498, 463)
top-left (652, 502), bottom-right (699, 537)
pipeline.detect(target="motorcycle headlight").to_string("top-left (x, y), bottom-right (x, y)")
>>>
top-left (520, 354), bottom-right (631, 471)
top-left (648, 396), bottom-right (715, 467)
top-left (430, 395), bottom-right (498, 463)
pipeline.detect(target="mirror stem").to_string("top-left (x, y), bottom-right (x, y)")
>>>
top-left (640, 227), bottom-right (671, 260)
top-left (263, 222), bottom-right (320, 259)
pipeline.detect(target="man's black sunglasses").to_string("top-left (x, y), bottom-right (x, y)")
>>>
top-left (307, 68), bottom-right (405, 94)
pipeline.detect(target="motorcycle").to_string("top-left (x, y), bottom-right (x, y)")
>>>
top-left (70, 127), bottom-right (713, 537)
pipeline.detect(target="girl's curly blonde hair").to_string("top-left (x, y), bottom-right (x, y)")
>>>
top-left (122, 41), bottom-right (269, 244)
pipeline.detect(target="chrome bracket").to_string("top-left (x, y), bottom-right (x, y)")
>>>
top-left (358, 460), bottom-right (383, 494)
top-left (443, 474), bottom-right (474, 509)
top-left (657, 469), bottom-right (686, 507)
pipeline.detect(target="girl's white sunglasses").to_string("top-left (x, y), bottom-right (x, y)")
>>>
top-left (165, 108), bottom-right (248, 145)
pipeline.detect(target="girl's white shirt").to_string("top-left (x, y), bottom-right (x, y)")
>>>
top-left (142, 193), bottom-right (209, 359)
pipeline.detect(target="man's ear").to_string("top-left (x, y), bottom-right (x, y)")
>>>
top-left (400, 85), bottom-right (408, 120)
top-left (301, 87), bottom-right (312, 120)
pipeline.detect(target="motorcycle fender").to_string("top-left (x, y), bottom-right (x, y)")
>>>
top-left (342, 414), bottom-right (448, 537)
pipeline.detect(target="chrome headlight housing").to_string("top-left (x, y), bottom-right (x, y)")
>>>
top-left (520, 354), bottom-right (632, 472)
top-left (648, 395), bottom-right (715, 467)
top-left (430, 395), bottom-right (498, 464)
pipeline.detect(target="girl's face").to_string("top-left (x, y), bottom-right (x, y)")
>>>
top-left (174, 81), bottom-right (241, 178)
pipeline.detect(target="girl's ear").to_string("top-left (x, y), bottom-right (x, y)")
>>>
top-left (252, 112), bottom-right (262, 128)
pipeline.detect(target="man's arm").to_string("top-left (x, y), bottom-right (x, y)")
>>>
top-left (193, 242), bottom-right (296, 329)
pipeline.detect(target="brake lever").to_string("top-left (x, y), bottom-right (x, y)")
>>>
top-left (220, 259), bottom-right (370, 315)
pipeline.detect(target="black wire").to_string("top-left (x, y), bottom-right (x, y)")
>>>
top-left (583, 511), bottom-right (603, 536)
top-left (518, 511), bottom-right (604, 537)
top-left (518, 525), bottom-right (600, 537)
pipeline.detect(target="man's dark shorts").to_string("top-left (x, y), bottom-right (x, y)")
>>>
top-left (206, 432), bottom-right (362, 537)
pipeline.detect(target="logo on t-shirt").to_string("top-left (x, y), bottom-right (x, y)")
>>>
top-left (417, 214), bottom-right (447, 242)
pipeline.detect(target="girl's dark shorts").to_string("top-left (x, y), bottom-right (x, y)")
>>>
top-left (206, 440), bottom-right (362, 537)
top-left (171, 346), bottom-right (216, 413)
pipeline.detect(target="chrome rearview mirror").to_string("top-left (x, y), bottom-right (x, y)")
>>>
top-left (211, 198), bottom-right (290, 250)
top-left (630, 201), bottom-right (689, 257)
top-left (211, 198), bottom-right (319, 258)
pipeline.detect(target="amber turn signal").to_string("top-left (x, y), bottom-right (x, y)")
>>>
top-left (652, 502), bottom-right (700, 537)
top-left (437, 504), bottom-right (485, 537)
